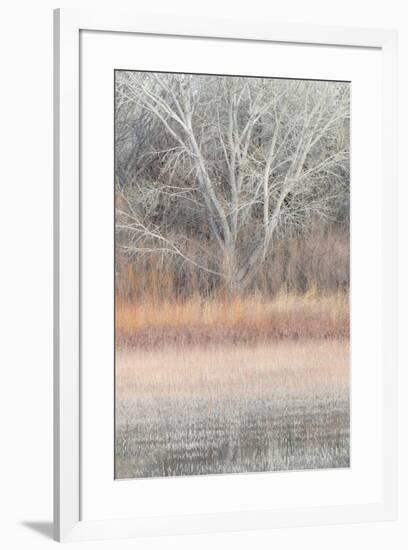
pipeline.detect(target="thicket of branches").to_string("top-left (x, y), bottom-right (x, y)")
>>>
top-left (115, 71), bottom-right (350, 300)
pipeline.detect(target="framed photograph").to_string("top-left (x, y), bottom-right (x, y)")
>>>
top-left (54, 8), bottom-right (398, 542)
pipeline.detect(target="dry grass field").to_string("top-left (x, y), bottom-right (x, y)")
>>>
top-left (115, 293), bottom-right (350, 479)
top-left (116, 291), bottom-right (349, 347)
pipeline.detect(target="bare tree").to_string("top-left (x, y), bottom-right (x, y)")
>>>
top-left (116, 72), bottom-right (349, 296)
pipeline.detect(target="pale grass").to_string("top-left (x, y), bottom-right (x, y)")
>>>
top-left (116, 340), bottom-right (349, 412)
top-left (115, 339), bottom-right (350, 477)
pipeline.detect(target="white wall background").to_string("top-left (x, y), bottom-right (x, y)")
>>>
top-left (0, 1), bottom-right (406, 548)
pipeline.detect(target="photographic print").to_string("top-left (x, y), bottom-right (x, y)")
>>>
top-left (114, 71), bottom-right (350, 479)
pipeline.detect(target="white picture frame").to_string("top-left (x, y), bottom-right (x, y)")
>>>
top-left (53, 8), bottom-right (398, 542)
